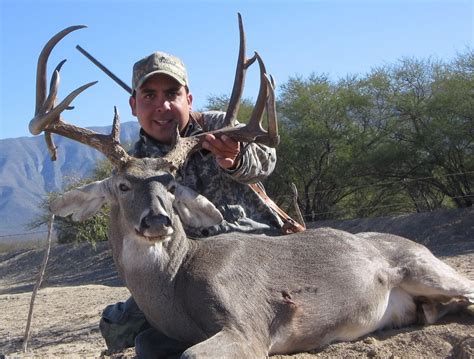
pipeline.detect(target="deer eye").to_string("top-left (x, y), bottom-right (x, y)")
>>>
top-left (119, 183), bottom-right (130, 192)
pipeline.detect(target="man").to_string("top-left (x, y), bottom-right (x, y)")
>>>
top-left (100, 51), bottom-right (282, 354)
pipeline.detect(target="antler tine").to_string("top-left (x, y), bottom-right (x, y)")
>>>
top-left (246, 53), bottom-right (268, 133)
top-left (29, 77), bottom-right (97, 136)
top-left (159, 13), bottom-right (253, 172)
top-left (163, 133), bottom-right (201, 173)
top-left (30, 25), bottom-right (131, 168)
top-left (223, 13), bottom-right (257, 128)
top-left (156, 13), bottom-right (280, 172)
top-left (229, 53), bottom-right (279, 147)
top-left (35, 25), bottom-right (86, 115)
top-left (217, 13), bottom-right (279, 146)
top-left (264, 74), bottom-right (280, 147)
top-left (194, 54), bottom-right (279, 147)
top-left (41, 60), bottom-right (67, 161)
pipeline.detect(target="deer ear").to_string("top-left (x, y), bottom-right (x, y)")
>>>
top-left (171, 182), bottom-right (223, 228)
top-left (50, 179), bottom-right (110, 221)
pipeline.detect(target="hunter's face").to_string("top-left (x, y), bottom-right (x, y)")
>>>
top-left (130, 74), bottom-right (193, 144)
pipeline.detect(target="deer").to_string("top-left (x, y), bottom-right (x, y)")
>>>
top-left (29, 17), bottom-right (474, 359)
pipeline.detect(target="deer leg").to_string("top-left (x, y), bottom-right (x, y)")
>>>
top-left (180, 328), bottom-right (267, 359)
top-left (399, 250), bottom-right (474, 303)
top-left (416, 296), bottom-right (473, 324)
top-left (358, 233), bottom-right (474, 302)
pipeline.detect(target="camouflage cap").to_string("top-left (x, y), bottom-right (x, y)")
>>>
top-left (132, 51), bottom-right (188, 91)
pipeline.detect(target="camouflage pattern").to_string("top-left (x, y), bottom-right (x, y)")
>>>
top-left (99, 297), bottom-right (150, 353)
top-left (132, 51), bottom-right (188, 91)
top-left (130, 110), bottom-right (283, 237)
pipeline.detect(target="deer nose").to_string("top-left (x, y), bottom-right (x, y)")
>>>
top-left (139, 211), bottom-right (172, 234)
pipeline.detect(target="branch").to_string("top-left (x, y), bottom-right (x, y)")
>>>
top-left (23, 214), bottom-right (55, 352)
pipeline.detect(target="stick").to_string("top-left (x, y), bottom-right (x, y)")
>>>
top-left (290, 183), bottom-right (306, 229)
top-left (76, 45), bottom-right (132, 95)
top-left (23, 214), bottom-right (55, 352)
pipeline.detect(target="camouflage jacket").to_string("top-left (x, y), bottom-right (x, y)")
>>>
top-left (130, 111), bottom-right (283, 237)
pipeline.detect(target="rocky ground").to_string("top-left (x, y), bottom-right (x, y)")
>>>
top-left (1, 208), bottom-right (473, 358)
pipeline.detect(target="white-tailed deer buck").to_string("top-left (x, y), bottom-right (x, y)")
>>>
top-left (30, 16), bottom-right (473, 359)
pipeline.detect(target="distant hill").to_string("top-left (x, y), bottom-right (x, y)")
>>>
top-left (0, 121), bottom-right (139, 240)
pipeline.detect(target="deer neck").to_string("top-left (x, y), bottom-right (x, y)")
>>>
top-left (108, 213), bottom-right (192, 286)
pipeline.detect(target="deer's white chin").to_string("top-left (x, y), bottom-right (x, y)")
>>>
top-left (122, 233), bottom-right (171, 271)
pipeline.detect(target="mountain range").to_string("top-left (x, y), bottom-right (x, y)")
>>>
top-left (0, 121), bottom-right (139, 242)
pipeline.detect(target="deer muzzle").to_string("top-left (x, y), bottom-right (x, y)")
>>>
top-left (135, 211), bottom-right (174, 242)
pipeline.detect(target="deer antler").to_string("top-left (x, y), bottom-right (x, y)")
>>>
top-left (29, 25), bottom-right (131, 168)
top-left (30, 15), bottom-right (279, 174)
top-left (161, 13), bottom-right (280, 171)
top-left (211, 13), bottom-right (279, 146)
top-left (198, 53), bottom-right (279, 147)
top-left (222, 13), bottom-right (256, 128)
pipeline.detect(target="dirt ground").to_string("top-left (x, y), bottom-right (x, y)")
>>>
top-left (1, 208), bottom-right (473, 358)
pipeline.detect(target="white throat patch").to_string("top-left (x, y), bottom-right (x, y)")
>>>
top-left (121, 233), bottom-right (170, 272)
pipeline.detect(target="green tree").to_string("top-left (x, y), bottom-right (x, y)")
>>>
top-left (267, 74), bottom-right (391, 220)
top-left (267, 50), bottom-right (473, 220)
top-left (362, 52), bottom-right (473, 209)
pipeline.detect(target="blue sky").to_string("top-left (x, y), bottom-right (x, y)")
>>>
top-left (1, 0), bottom-right (472, 139)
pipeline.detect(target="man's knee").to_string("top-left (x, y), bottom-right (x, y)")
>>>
top-left (99, 297), bottom-right (150, 353)
top-left (135, 328), bottom-right (189, 359)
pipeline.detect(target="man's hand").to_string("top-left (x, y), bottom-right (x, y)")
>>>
top-left (202, 134), bottom-right (241, 170)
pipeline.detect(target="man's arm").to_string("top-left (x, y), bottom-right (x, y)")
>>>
top-left (225, 141), bottom-right (277, 184)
